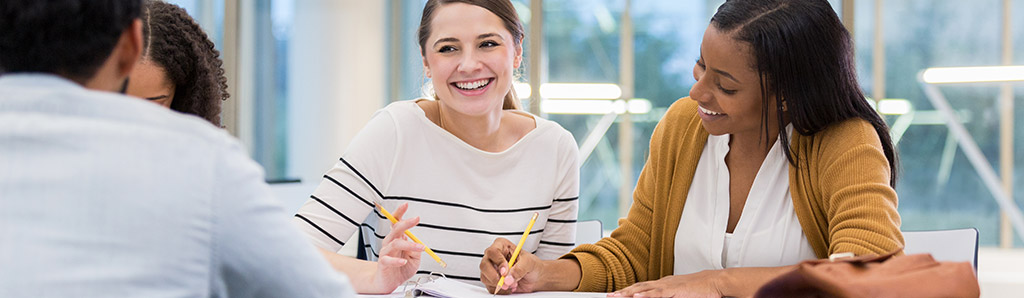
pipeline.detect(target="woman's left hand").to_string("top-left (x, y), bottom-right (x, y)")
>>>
top-left (607, 270), bottom-right (724, 298)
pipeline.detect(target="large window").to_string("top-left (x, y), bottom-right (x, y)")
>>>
top-left (541, 0), bottom-right (715, 228)
top-left (194, 0), bottom-right (1022, 246)
top-left (165, 0), bottom-right (224, 48)
top-left (249, 0), bottom-right (293, 182)
top-left (854, 0), bottom-right (1024, 246)
top-left (388, 0), bottom-right (1024, 246)
top-left (165, 0), bottom-right (294, 182)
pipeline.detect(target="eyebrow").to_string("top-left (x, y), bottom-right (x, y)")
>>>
top-left (699, 50), bottom-right (741, 84)
top-left (713, 69), bottom-right (740, 84)
top-left (145, 95), bottom-right (169, 101)
top-left (432, 33), bottom-right (502, 47)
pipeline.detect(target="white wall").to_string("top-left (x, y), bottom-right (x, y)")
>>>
top-left (286, 0), bottom-right (389, 196)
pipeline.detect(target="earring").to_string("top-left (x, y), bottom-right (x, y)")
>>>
top-left (781, 100), bottom-right (788, 112)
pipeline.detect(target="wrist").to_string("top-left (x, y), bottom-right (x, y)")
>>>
top-left (539, 259), bottom-right (582, 291)
top-left (711, 268), bottom-right (733, 296)
top-left (713, 265), bottom-right (792, 297)
top-left (353, 260), bottom-right (385, 293)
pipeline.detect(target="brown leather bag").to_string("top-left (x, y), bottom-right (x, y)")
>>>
top-left (754, 250), bottom-right (980, 298)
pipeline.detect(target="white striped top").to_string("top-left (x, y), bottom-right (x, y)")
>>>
top-left (294, 100), bottom-right (580, 285)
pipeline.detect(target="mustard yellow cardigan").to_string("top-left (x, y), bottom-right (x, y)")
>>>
top-left (563, 98), bottom-right (903, 292)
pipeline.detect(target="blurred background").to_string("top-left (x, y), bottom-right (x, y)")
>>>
top-left (167, 0), bottom-right (1023, 295)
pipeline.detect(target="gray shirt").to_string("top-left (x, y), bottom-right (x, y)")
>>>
top-left (0, 74), bottom-right (355, 297)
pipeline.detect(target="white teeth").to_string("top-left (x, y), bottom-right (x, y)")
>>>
top-left (699, 106), bottom-right (723, 115)
top-left (455, 79), bottom-right (490, 90)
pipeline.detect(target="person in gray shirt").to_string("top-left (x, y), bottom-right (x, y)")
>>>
top-left (0, 0), bottom-right (422, 296)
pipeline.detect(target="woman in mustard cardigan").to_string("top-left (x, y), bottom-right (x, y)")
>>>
top-left (479, 0), bottom-right (903, 297)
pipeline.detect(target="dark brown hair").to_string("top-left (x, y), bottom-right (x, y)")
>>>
top-left (711, 0), bottom-right (898, 186)
top-left (417, 0), bottom-right (523, 110)
top-left (141, 0), bottom-right (228, 127)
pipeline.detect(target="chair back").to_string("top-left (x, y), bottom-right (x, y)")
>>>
top-left (575, 219), bottom-right (604, 245)
top-left (902, 228), bottom-right (979, 270)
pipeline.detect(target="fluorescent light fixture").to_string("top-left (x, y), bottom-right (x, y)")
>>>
top-left (513, 83), bottom-right (622, 100)
top-left (541, 99), bottom-right (651, 115)
top-left (921, 65), bottom-right (1024, 84)
top-left (513, 82), bottom-right (531, 98)
top-left (866, 98), bottom-right (912, 115)
top-left (878, 99), bottom-right (911, 115)
top-left (540, 83), bottom-right (622, 99)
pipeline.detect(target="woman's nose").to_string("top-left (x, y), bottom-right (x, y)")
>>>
top-left (456, 50), bottom-right (483, 73)
top-left (689, 75), bottom-right (710, 102)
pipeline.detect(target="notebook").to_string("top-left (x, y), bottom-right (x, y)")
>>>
top-left (356, 274), bottom-right (606, 298)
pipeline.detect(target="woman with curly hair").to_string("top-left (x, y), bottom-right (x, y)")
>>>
top-left (127, 0), bottom-right (228, 127)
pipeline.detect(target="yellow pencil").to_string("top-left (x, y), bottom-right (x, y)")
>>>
top-left (494, 212), bottom-right (539, 294)
top-left (376, 203), bottom-right (447, 268)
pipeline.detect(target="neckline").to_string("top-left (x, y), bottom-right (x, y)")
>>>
top-left (407, 100), bottom-right (544, 156)
top-left (711, 123), bottom-right (794, 237)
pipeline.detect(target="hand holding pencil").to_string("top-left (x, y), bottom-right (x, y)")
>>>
top-left (480, 212), bottom-right (543, 295)
top-left (376, 203), bottom-right (447, 268)
top-left (368, 202), bottom-right (427, 294)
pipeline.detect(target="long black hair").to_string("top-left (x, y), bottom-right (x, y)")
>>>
top-left (711, 0), bottom-right (898, 187)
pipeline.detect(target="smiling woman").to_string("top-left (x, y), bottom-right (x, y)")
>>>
top-left (291, 0), bottom-right (581, 292)
top-left (478, 0), bottom-right (904, 296)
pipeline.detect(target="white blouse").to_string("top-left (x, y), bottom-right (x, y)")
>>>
top-left (674, 125), bottom-right (817, 275)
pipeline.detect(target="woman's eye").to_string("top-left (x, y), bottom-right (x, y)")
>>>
top-left (480, 40), bottom-right (499, 48)
top-left (438, 45), bottom-right (457, 53)
top-left (695, 59), bottom-right (706, 69)
top-left (719, 86), bottom-right (737, 95)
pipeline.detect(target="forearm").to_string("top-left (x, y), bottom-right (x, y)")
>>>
top-left (716, 265), bottom-right (795, 297)
top-left (537, 258), bottom-right (583, 291)
top-left (317, 247), bottom-right (378, 293)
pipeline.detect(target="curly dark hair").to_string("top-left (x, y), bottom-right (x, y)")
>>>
top-left (141, 0), bottom-right (229, 127)
top-left (0, 0), bottom-right (142, 81)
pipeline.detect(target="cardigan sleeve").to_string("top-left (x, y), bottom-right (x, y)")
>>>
top-left (561, 158), bottom-right (655, 292)
top-left (559, 99), bottom-right (696, 292)
top-left (817, 120), bottom-right (904, 256)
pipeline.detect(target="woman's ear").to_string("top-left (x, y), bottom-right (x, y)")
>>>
top-left (513, 43), bottom-right (524, 69)
top-left (423, 60), bottom-right (431, 78)
top-left (421, 47), bottom-right (432, 78)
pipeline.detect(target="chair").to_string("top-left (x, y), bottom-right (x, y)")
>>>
top-left (902, 228), bottom-right (979, 271)
top-left (575, 219), bottom-right (604, 245)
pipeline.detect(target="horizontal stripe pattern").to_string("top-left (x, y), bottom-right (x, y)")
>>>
top-left (293, 101), bottom-right (580, 288)
top-left (294, 214), bottom-right (346, 247)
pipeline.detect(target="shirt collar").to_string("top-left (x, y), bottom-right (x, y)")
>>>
top-left (0, 73), bottom-right (86, 91)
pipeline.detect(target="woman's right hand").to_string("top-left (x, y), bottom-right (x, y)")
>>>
top-left (369, 203), bottom-right (424, 293)
top-left (480, 238), bottom-right (544, 294)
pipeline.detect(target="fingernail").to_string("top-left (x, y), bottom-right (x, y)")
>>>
top-left (500, 267), bottom-right (506, 275)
